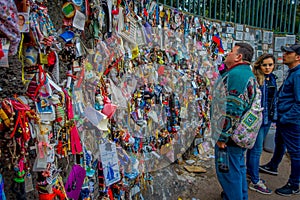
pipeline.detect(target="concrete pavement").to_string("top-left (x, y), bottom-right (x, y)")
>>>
top-left (248, 151), bottom-right (299, 200)
top-left (143, 149), bottom-right (299, 200)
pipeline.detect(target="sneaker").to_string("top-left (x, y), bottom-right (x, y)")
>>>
top-left (249, 180), bottom-right (272, 195)
top-left (275, 183), bottom-right (300, 196)
top-left (259, 164), bottom-right (278, 175)
top-left (246, 173), bottom-right (266, 184)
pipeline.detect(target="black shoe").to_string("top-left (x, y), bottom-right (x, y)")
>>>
top-left (275, 183), bottom-right (300, 196)
top-left (259, 164), bottom-right (278, 175)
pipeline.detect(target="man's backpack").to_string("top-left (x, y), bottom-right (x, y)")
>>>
top-left (230, 82), bottom-right (263, 149)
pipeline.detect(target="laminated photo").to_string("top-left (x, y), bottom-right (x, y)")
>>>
top-left (18, 12), bottom-right (29, 33)
top-left (263, 31), bottom-right (273, 44)
top-left (99, 142), bottom-right (121, 186)
top-left (0, 38), bottom-right (9, 68)
top-left (255, 30), bottom-right (262, 42)
top-left (274, 37), bottom-right (287, 52)
top-left (286, 35), bottom-right (296, 44)
top-left (36, 99), bottom-right (54, 114)
top-left (277, 52), bottom-right (284, 64)
top-left (226, 27), bottom-right (234, 34)
top-left (244, 32), bottom-right (250, 41)
top-left (235, 32), bottom-right (243, 41)
top-left (236, 24), bottom-right (244, 31)
top-left (73, 10), bottom-right (86, 30)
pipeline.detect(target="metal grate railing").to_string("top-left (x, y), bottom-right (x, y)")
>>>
top-left (159, 0), bottom-right (300, 35)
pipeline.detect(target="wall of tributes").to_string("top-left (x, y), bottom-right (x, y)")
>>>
top-left (0, 0), bottom-right (297, 199)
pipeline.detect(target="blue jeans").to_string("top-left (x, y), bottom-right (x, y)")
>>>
top-left (246, 122), bottom-right (272, 184)
top-left (215, 145), bottom-right (248, 200)
top-left (265, 123), bottom-right (300, 188)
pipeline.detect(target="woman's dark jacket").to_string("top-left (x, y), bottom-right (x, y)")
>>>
top-left (260, 73), bottom-right (278, 125)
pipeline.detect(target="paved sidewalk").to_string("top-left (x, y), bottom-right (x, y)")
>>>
top-left (143, 147), bottom-right (300, 200)
top-left (144, 149), bottom-right (299, 200)
top-left (248, 151), bottom-right (299, 200)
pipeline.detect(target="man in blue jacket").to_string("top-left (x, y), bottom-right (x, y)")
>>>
top-left (260, 43), bottom-right (300, 196)
top-left (211, 42), bottom-right (256, 200)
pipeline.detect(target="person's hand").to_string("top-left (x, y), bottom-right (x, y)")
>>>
top-left (216, 141), bottom-right (227, 149)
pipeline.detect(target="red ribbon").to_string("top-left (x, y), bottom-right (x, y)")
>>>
top-left (64, 89), bottom-right (82, 154)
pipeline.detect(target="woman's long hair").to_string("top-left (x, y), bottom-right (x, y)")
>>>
top-left (253, 53), bottom-right (275, 86)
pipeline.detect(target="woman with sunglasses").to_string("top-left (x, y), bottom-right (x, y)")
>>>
top-left (246, 53), bottom-right (278, 195)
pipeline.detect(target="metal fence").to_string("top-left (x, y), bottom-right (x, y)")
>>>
top-left (159, 0), bottom-right (300, 35)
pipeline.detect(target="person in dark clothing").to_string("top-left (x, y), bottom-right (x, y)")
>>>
top-left (246, 54), bottom-right (278, 195)
top-left (259, 44), bottom-right (300, 197)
